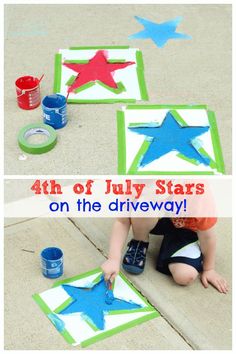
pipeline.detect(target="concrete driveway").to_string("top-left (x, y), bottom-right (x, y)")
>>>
top-left (4, 4), bottom-right (232, 175)
top-left (4, 217), bottom-right (231, 349)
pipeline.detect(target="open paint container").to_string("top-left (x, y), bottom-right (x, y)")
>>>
top-left (41, 247), bottom-right (63, 278)
top-left (15, 75), bottom-right (41, 110)
top-left (42, 94), bottom-right (67, 129)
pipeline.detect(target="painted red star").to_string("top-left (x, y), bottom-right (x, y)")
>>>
top-left (63, 50), bottom-right (135, 96)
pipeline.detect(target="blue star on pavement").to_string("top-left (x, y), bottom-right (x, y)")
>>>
top-left (129, 111), bottom-right (210, 167)
top-left (129, 16), bottom-right (191, 48)
top-left (58, 277), bottom-right (142, 330)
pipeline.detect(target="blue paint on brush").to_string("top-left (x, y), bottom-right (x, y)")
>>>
top-left (105, 289), bottom-right (114, 305)
top-left (59, 278), bottom-right (142, 330)
top-left (129, 111), bottom-right (210, 167)
top-left (129, 16), bottom-right (191, 48)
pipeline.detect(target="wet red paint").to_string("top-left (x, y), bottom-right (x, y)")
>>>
top-left (63, 50), bottom-right (135, 94)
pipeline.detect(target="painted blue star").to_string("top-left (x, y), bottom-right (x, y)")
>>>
top-left (129, 111), bottom-right (210, 167)
top-left (58, 278), bottom-right (142, 330)
top-left (129, 16), bottom-right (191, 48)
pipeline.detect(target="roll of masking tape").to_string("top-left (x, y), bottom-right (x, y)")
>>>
top-left (18, 123), bottom-right (57, 154)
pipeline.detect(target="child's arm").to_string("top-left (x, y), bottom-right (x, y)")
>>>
top-left (198, 226), bottom-right (229, 294)
top-left (101, 218), bottom-right (130, 282)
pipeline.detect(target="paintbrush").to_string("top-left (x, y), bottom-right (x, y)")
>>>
top-left (105, 280), bottom-right (114, 305)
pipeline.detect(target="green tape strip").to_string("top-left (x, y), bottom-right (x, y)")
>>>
top-left (126, 104), bottom-right (208, 110)
top-left (120, 106), bottom-right (223, 175)
top-left (66, 75), bottom-right (76, 86)
top-left (207, 110), bottom-right (225, 174)
top-left (81, 311), bottom-right (158, 347)
top-left (32, 293), bottom-right (51, 314)
top-left (135, 51), bottom-right (149, 101)
top-left (67, 98), bottom-right (136, 104)
top-left (32, 294), bottom-right (76, 345)
top-left (117, 110), bottom-right (127, 174)
top-left (64, 59), bottom-right (126, 64)
top-left (177, 152), bottom-right (200, 166)
top-left (34, 268), bottom-right (160, 347)
top-left (198, 147), bottom-right (217, 169)
top-left (64, 59), bottom-right (89, 64)
top-left (74, 81), bottom-right (94, 94)
top-left (53, 53), bottom-right (62, 93)
top-left (128, 140), bottom-right (150, 174)
top-left (128, 170), bottom-right (215, 175)
top-left (108, 307), bottom-right (154, 315)
top-left (169, 110), bottom-right (188, 126)
top-left (18, 123), bottom-right (57, 154)
top-left (98, 81), bottom-right (126, 94)
top-left (53, 267), bottom-right (102, 288)
top-left (73, 80), bottom-right (126, 95)
top-left (54, 297), bottom-right (74, 314)
top-left (108, 59), bottom-right (127, 63)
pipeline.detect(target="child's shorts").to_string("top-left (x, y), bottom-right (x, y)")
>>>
top-left (150, 218), bottom-right (203, 275)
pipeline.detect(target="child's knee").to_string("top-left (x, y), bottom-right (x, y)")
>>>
top-left (169, 263), bottom-right (198, 286)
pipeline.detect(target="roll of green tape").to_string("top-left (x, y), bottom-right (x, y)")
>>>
top-left (18, 123), bottom-right (57, 154)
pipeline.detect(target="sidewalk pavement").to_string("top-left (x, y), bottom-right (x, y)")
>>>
top-left (4, 4), bottom-right (231, 175)
top-left (4, 217), bottom-right (231, 349)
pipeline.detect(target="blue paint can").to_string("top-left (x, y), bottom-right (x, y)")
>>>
top-left (42, 94), bottom-right (67, 129)
top-left (41, 247), bottom-right (63, 278)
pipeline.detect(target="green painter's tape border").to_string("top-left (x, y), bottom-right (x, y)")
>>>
top-left (98, 81), bottom-right (126, 94)
top-left (34, 268), bottom-right (159, 347)
top-left (128, 171), bottom-right (215, 175)
top-left (79, 270), bottom-right (159, 347)
top-left (53, 267), bottom-right (102, 288)
top-left (127, 140), bottom-right (150, 174)
top-left (127, 110), bottom-right (189, 173)
top-left (70, 45), bottom-right (130, 50)
top-left (54, 297), bottom-right (74, 314)
top-left (71, 80), bottom-right (126, 95)
top-left (32, 293), bottom-right (51, 314)
top-left (64, 59), bottom-right (89, 64)
top-left (57, 47), bottom-right (148, 103)
top-left (135, 51), bottom-right (149, 101)
top-left (198, 147), bottom-right (217, 169)
top-left (118, 106), bottom-right (224, 175)
top-left (108, 307), bottom-right (154, 315)
top-left (32, 294), bottom-right (76, 345)
top-left (207, 110), bottom-right (225, 174)
top-left (74, 81), bottom-right (94, 94)
top-left (126, 104), bottom-right (208, 110)
top-left (177, 152), bottom-right (200, 166)
top-left (53, 53), bottom-right (62, 93)
top-left (117, 110), bottom-right (126, 174)
top-left (64, 59), bottom-right (127, 64)
top-left (81, 311), bottom-right (158, 347)
top-left (67, 98), bottom-right (136, 104)
top-left (169, 110), bottom-right (188, 126)
top-left (66, 75), bottom-right (76, 86)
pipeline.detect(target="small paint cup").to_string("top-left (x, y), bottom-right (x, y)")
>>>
top-left (41, 247), bottom-right (63, 278)
top-left (42, 94), bottom-right (67, 129)
top-left (15, 75), bottom-right (41, 110)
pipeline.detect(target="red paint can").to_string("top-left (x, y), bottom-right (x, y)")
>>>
top-left (15, 75), bottom-right (41, 110)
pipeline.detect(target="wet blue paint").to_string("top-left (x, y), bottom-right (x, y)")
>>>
top-left (105, 289), bottom-right (114, 305)
top-left (59, 278), bottom-right (142, 330)
top-left (129, 16), bottom-right (191, 48)
top-left (129, 111), bottom-right (210, 167)
top-left (48, 313), bottom-right (65, 332)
